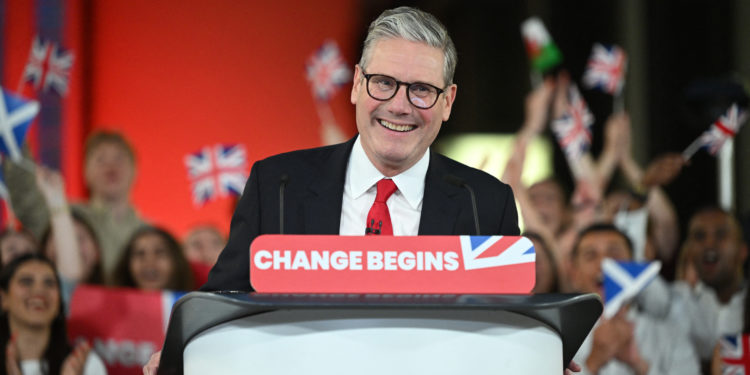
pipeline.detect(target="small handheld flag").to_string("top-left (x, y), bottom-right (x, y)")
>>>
top-left (602, 258), bottom-right (661, 319)
top-left (0, 87), bottom-right (39, 163)
top-left (185, 144), bottom-right (249, 206)
top-left (683, 103), bottom-right (747, 160)
top-left (520, 17), bottom-right (563, 74)
top-left (582, 43), bottom-right (627, 96)
top-left (551, 84), bottom-right (595, 161)
top-left (720, 333), bottom-right (750, 374)
top-left (306, 41), bottom-right (351, 101)
top-left (22, 36), bottom-right (74, 96)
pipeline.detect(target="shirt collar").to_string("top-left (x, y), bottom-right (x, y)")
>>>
top-left (347, 136), bottom-right (429, 209)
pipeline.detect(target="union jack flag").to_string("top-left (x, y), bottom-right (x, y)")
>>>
top-left (699, 104), bottom-right (747, 155)
top-left (459, 236), bottom-right (535, 271)
top-left (22, 36), bottom-right (74, 96)
top-left (306, 40), bottom-right (351, 101)
top-left (582, 43), bottom-right (627, 95)
top-left (184, 144), bottom-right (249, 206)
top-left (602, 259), bottom-right (661, 319)
top-left (552, 85), bottom-right (594, 160)
top-left (720, 333), bottom-right (750, 375)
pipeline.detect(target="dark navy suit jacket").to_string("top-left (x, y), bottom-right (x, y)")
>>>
top-left (202, 136), bottom-right (519, 292)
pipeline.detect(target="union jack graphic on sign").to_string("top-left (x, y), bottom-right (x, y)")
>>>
top-left (459, 236), bottom-right (535, 270)
top-left (185, 144), bottom-right (249, 206)
top-left (22, 36), bottom-right (74, 96)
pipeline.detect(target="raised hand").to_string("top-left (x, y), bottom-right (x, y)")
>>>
top-left (35, 165), bottom-right (68, 212)
top-left (61, 341), bottom-right (92, 375)
top-left (143, 350), bottom-right (162, 375)
top-left (5, 337), bottom-right (22, 375)
top-left (522, 78), bottom-right (556, 136)
top-left (642, 153), bottom-right (685, 188)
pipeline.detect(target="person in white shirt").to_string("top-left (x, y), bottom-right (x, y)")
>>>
top-left (569, 223), bottom-right (699, 375)
top-left (670, 207), bottom-right (747, 362)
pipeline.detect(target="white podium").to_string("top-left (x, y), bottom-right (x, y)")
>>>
top-left (158, 293), bottom-right (601, 374)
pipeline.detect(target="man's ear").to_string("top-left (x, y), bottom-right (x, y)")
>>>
top-left (441, 84), bottom-right (457, 122)
top-left (351, 64), bottom-right (363, 105)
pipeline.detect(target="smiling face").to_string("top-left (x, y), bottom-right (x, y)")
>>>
top-left (1, 260), bottom-right (60, 329)
top-left (685, 210), bottom-right (747, 291)
top-left (351, 38), bottom-right (457, 176)
top-left (129, 233), bottom-right (174, 291)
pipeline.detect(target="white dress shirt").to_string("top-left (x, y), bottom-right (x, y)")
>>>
top-left (339, 137), bottom-right (429, 236)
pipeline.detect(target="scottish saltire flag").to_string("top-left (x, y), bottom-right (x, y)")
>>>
top-left (602, 258), bottom-right (661, 318)
top-left (185, 144), bottom-right (248, 206)
top-left (720, 334), bottom-right (750, 374)
top-left (459, 236), bottom-right (535, 271)
top-left (0, 88), bottom-right (39, 162)
top-left (582, 43), bottom-right (627, 95)
top-left (520, 17), bottom-right (563, 73)
top-left (306, 40), bottom-right (351, 101)
top-left (699, 104), bottom-right (747, 155)
top-left (22, 36), bottom-right (74, 96)
top-left (552, 85), bottom-right (594, 160)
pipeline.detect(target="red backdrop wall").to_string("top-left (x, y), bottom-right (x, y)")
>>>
top-left (85, 1), bottom-right (358, 237)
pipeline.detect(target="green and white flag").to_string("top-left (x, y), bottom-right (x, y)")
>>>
top-left (521, 17), bottom-right (563, 74)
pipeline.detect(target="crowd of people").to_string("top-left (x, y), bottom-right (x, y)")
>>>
top-left (506, 73), bottom-right (747, 374)
top-left (0, 5), bottom-right (747, 375)
top-left (0, 132), bottom-right (225, 374)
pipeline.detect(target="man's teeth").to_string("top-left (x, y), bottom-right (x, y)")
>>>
top-left (379, 120), bottom-right (414, 132)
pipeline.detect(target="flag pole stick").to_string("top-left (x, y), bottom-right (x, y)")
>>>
top-left (314, 99), bottom-right (345, 145)
top-left (614, 90), bottom-right (625, 113)
top-left (529, 71), bottom-right (542, 89)
top-left (718, 138), bottom-right (734, 211)
top-left (681, 137), bottom-right (703, 161)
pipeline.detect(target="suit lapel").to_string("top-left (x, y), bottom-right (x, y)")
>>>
top-left (418, 152), bottom-right (462, 235)
top-left (302, 137), bottom-right (356, 234)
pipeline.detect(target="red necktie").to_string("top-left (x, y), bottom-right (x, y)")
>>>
top-left (366, 179), bottom-right (397, 235)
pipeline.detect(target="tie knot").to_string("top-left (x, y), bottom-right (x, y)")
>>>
top-left (375, 178), bottom-right (397, 203)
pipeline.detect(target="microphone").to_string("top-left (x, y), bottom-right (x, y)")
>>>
top-left (279, 174), bottom-right (289, 234)
top-left (444, 175), bottom-right (481, 236)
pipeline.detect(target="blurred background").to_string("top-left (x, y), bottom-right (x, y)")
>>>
top-left (1, 0), bottom-right (748, 240)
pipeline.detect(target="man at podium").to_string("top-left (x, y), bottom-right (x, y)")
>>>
top-left (200, 6), bottom-right (520, 293)
top-left (144, 6), bottom-right (521, 374)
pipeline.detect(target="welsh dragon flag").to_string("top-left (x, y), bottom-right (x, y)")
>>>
top-left (521, 17), bottom-right (563, 73)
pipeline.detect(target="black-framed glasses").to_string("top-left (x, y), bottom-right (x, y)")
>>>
top-left (362, 71), bottom-right (445, 110)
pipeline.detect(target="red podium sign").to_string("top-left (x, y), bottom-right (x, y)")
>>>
top-left (249, 235), bottom-right (535, 294)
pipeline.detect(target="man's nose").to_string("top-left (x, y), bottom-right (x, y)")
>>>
top-left (385, 84), bottom-right (412, 114)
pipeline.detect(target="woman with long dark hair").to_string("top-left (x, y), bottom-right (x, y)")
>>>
top-left (0, 254), bottom-right (106, 375)
top-left (113, 226), bottom-right (194, 291)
